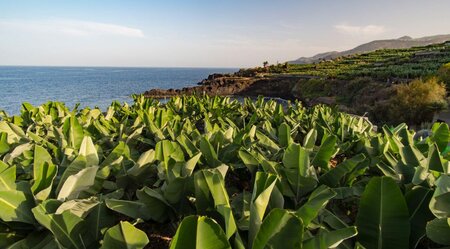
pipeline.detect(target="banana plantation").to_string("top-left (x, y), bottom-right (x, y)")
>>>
top-left (0, 95), bottom-right (449, 249)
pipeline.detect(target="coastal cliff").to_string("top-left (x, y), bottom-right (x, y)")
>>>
top-left (143, 73), bottom-right (304, 100)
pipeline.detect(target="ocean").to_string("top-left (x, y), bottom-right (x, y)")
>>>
top-left (0, 66), bottom-right (237, 115)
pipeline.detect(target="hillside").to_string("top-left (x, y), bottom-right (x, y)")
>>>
top-left (286, 41), bottom-right (450, 80)
top-left (290, 34), bottom-right (450, 64)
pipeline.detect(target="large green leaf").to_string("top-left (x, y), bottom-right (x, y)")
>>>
top-left (426, 144), bottom-right (445, 173)
top-left (100, 221), bottom-right (149, 249)
top-left (311, 135), bottom-right (338, 169)
top-left (7, 231), bottom-right (59, 249)
top-left (399, 145), bottom-right (425, 168)
top-left (0, 132), bottom-right (11, 155)
top-left (85, 198), bottom-right (118, 241)
top-left (356, 176), bottom-right (410, 249)
top-left (426, 218), bottom-right (450, 245)
top-left (56, 154), bottom-right (88, 193)
top-left (170, 216), bottom-right (231, 249)
top-left (182, 152), bottom-right (202, 177)
top-left (0, 189), bottom-right (36, 224)
top-left (277, 123), bottom-right (292, 148)
top-left (31, 145), bottom-right (57, 201)
top-left (248, 172), bottom-right (278, 248)
top-left (0, 121), bottom-right (26, 143)
top-left (283, 143), bottom-right (310, 177)
top-left (56, 137), bottom-right (99, 193)
top-left (282, 143), bottom-right (317, 204)
top-left (405, 186), bottom-right (434, 248)
top-left (430, 122), bottom-right (450, 152)
top-left (78, 136), bottom-right (99, 166)
top-left (136, 186), bottom-right (174, 222)
top-left (176, 133), bottom-right (198, 158)
top-left (155, 140), bottom-right (185, 167)
top-left (3, 143), bottom-right (33, 166)
top-left (429, 174), bottom-right (450, 218)
top-left (57, 166), bottom-right (99, 200)
top-left (303, 129), bottom-right (317, 151)
top-left (194, 167), bottom-right (239, 240)
top-left (194, 167), bottom-right (227, 213)
top-left (238, 150), bottom-right (259, 174)
top-left (127, 149), bottom-right (155, 176)
top-left (319, 154), bottom-right (366, 187)
top-left (105, 199), bottom-right (151, 220)
top-left (100, 141), bottom-right (129, 167)
top-left (255, 130), bottom-right (280, 153)
top-left (63, 116), bottom-right (84, 150)
top-left (296, 185), bottom-right (336, 227)
top-left (303, 227), bottom-right (358, 249)
top-left (0, 162), bottom-right (16, 190)
top-left (32, 200), bottom-right (93, 249)
top-left (80, 164), bottom-right (110, 197)
top-left (412, 144), bottom-right (442, 185)
top-left (199, 137), bottom-right (221, 167)
top-left (55, 197), bottom-right (99, 218)
top-left (252, 208), bottom-right (303, 249)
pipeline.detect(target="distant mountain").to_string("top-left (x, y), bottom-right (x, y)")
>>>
top-left (290, 34), bottom-right (450, 64)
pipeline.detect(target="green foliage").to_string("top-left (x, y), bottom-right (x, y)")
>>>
top-left (101, 221), bottom-right (149, 249)
top-left (252, 208), bottom-right (303, 249)
top-left (170, 216), bottom-right (231, 249)
top-left (0, 95), bottom-right (448, 248)
top-left (387, 77), bottom-right (447, 125)
top-left (438, 62), bottom-right (450, 86)
top-left (296, 78), bottom-right (334, 99)
top-left (356, 177), bottom-right (410, 249)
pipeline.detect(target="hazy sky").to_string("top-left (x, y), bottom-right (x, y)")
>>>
top-left (1, 0), bottom-right (449, 67)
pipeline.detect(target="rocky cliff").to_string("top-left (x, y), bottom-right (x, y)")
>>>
top-left (143, 74), bottom-right (302, 100)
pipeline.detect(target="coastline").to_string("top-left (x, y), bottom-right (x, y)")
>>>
top-left (142, 72), bottom-right (311, 101)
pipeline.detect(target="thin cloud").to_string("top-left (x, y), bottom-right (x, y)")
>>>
top-left (0, 19), bottom-right (144, 38)
top-left (334, 24), bottom-right (385, 36)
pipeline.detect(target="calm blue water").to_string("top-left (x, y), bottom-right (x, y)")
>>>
top-left (0, 66), bottom-right (237, 114)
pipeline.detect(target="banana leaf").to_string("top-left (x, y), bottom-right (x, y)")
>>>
top-left (356, 176), bottom-right (410, 249)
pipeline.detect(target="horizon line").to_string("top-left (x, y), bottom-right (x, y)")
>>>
top-left (0, 64), bottom-right (242, 70)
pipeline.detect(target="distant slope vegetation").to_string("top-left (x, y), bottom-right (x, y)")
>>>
top-left (286, 41), bottom-right (450, 80)
top-left (290, 34), bottom-right (450, 64)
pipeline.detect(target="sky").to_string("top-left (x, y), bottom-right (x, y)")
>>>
top-left (0, 0), bottom-right (449, 68)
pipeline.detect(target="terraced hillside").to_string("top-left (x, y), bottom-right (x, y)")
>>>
top-left (290, 34), bottom-right (450, 64)
top-left (287, 42), bottom-right (450, 80)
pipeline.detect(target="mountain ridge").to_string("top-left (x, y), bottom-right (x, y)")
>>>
top-left (290, 34), bottom-right (450, 64)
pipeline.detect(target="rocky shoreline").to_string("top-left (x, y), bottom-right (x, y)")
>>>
top-left (143, 72), bottom-right (315, 100)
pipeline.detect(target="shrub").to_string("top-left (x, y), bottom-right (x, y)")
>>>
top-left (438, 62), bottom-right (450, 86)
top-left (388, 77), bottom-right (447, 125)
top-left (297, 78), bottom-right (333, 98)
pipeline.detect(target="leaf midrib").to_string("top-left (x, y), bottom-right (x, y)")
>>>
top-left (378, 178), bottom-right (383, 249)
top-left (0, 195), bottom-right (33, 223)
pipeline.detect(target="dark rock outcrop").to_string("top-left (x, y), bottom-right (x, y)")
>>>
top-left (143, 74), bottom-right (303, 100)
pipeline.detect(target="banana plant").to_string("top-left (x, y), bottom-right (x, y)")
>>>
top-left (0, 95), bottom-right (448, 248)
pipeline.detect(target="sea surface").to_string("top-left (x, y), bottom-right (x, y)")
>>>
top-left (0, 66), bottom-right (237, 114)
